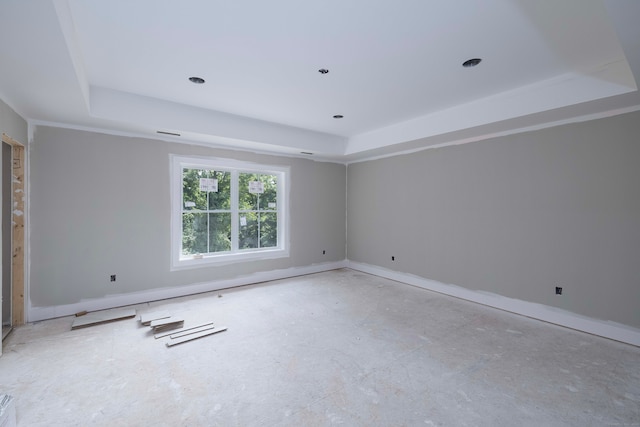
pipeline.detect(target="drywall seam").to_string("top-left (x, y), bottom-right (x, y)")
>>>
top-left (52, 0), bottom-right (90, 110)
top-left (27, 260), bottom-right (347, 322)
top-left (346, 260), bottom-right (640, 347)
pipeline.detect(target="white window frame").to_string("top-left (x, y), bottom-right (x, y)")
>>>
top-left (171, 155), bottom-right (290, 270)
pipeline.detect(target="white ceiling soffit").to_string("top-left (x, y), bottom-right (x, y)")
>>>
top-left (0, 0), bottom-right (638, 160)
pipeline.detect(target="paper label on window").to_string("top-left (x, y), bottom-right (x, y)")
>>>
top-left (240, 216), bottom-right (247, 226)
top-left (248, 181), bottom-right (264, 194)
top-left (184, 201), bottom-right (196, 208)
top-left (268, 202), bottom-right (276, 208)
top-left (199, 178), bottom-right (218, 192)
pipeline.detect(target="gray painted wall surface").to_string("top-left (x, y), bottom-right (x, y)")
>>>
top-left (347, 111), bottom-right (640, 329)
top-left (30, 126), bottom-right (346, 307)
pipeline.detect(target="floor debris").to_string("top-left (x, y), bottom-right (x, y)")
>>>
top-left (0, 394), bottom-right (16, 427)
top-left (154, 321), bottom-right (215, 339)
top-left (139, 312), bottom-right (171, 326)
top-left (150, 317), bottom-right (184, 332)
top-left (165, 326), bottom-right (227, 347)
top-left (71, 308), bottom-right (136, 330)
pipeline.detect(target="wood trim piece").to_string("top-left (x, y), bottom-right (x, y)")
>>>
top-left (139, 312), bottom-right (170, 326)
top-left (169, 324), bottom-right (215, 339)
top-left (165, 326), bottom-right (227, 347)
top-left (71, 308), bottom-right (136, 330)
top-left (154, 321), bottom-right (215, 339)
top-left (2, 133), bottom-right (25, 326)
top-left (150, 317), bottom-right (184, 332)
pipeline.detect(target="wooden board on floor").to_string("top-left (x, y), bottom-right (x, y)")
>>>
top-left (150, 317), bottom-right (184, 332)
top-left (154, 321), bottom-right (214, 339)
top-left (71, 308), bottom-right (136, 330)
top-left (166, 326), bottom-right (227, 347)
top-left (140, 312), bottom-right (171, 326)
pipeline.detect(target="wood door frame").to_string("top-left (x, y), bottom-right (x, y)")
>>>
top-left (2, 133), bottom-right (25, 326)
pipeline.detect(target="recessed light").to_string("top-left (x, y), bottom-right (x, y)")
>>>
top-left (462, 58), bottom-right (482, 68)
top-left (333, 114), bottom-right (343, 119)
top-left (188, 76), bottom-right (205, 84)
top-left (318, 69), bottom-right (329, 74)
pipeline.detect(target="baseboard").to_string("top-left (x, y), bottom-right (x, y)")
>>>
top-left (346, 260), bottom-right (640, 347)
top-left (28, 260), bottom-right (348, 322)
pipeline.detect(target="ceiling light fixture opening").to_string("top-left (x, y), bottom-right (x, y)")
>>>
top-left (318, 68), bottom-right (329, 74)
top-left (333, 114), bottom-right (344, 119)
top-left (462, 58), bottom-right (482, 68)
top-left (188, 76), bottom-right (206, 84)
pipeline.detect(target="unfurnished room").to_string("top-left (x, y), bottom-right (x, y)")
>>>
top-left (0, 1), bottom-right (639, 426)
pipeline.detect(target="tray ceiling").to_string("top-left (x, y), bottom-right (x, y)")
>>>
top-left (0, 0), bottom-right (639, 160)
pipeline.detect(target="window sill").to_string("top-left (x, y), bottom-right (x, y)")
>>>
top-left (171, 247), bottom-right (290, 271)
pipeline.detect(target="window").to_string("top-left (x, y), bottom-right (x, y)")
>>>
top-left (171, 155), bottom-right (289, 269)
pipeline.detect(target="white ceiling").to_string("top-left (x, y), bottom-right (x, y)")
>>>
top-left (0, 0), bottom-right (639, 161)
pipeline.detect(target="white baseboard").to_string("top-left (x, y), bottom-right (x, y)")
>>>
top-left (28, 260), bottom-right (348, 322)
top-left (346, 260), bottom-right (640, 347)
top-left (27, 259), bottom-right (640, 347)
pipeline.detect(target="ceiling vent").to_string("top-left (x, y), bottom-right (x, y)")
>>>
top-left (462, 58), bottom-right (482, 68)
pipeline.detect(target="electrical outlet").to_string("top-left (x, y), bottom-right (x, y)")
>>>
top-left (392, 256), bottom-right (395, 261)
top-left (555, 286), bottom-right (562, 295)
top-left (110, 275), bottom-right (116, 282)
top-left (322, 250), bottom-right (326, 255)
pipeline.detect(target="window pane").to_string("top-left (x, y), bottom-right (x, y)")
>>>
top-left (259, 174), bottom-right (277, 210)
top-left (239, 172), bottom-right (259, 210)
top-left (183, 168), bottom-right (208, 211)
top-left (182, 212), bottom-right (208, 255)
top-left (260, 212), bottom-right (278, 248)
top-left (238, 212), bottom-right (258, 249)
top-left (208, 213), bottom-right (231, 252)
top-left (208, 170), bottom-right (231, 210)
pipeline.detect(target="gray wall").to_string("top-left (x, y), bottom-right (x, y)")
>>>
top-left (30, 126), bottom-right (346, 307)
top-left (347, 110), bottom-right (640, 329)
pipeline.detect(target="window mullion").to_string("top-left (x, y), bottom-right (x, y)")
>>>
top-left (230, 170), bottom-right (239, 252)
top-left (256, 187), bottom-right (261, 249)
top-left (206, 190), bottom-right (210, 254)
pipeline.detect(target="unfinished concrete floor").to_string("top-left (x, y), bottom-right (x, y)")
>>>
top-left (1, 269), bottom-right (639, 426)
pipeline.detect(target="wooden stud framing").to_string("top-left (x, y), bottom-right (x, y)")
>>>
top-left (2, 133), bottom-right (25, 326)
